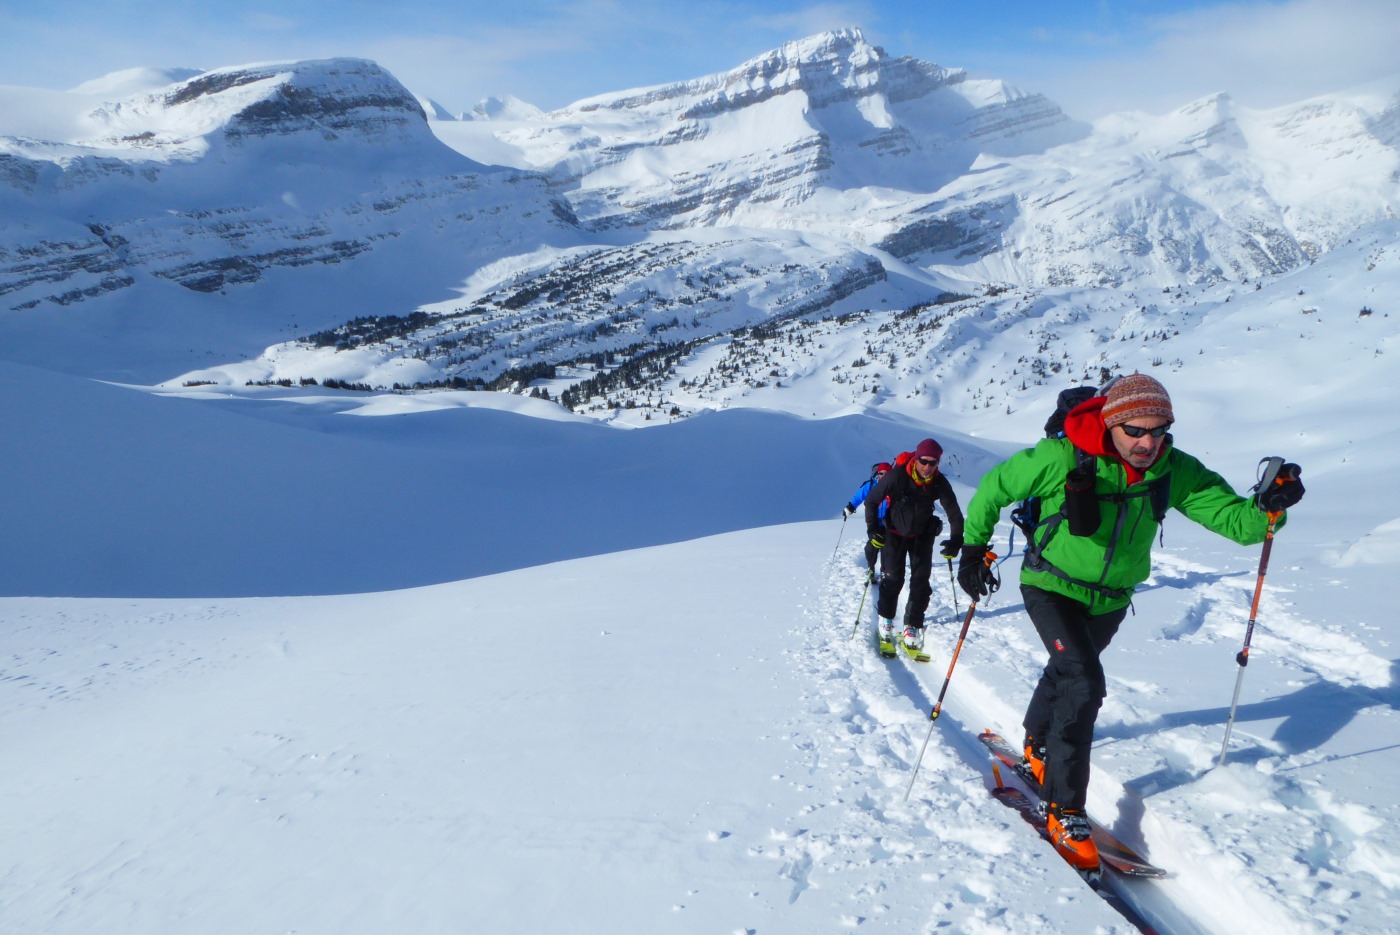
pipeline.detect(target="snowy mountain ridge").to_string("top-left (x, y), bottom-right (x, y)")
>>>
top-left (2, 29), bottom-right (1399, 401)
top-left (0, 58), bottom-right (578, 360)
top-left (462, 28), bottom-right (1083, 232)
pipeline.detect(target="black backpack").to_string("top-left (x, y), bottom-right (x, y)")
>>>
top-left (1010, 387), bottom-right (1098, 540)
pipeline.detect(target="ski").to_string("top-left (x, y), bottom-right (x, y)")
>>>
top-left (979, 730), bottom-right (1167, 879)
top-left (875, 620), bottom-right (897, 658)
top-left (900, 637), bottom-right (931, 663)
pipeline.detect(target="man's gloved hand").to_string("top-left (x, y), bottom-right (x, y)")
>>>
top-left (842, 504), bottom-right (856, 518)
top-left (940, 537), bottom-right (964, 560)
top-left (1256, 463), bottom-right (1304, 513)
top-left (929, 515), bottom-right (944, 538)
top-left (957, 545), bottom-right (998, 601)
top-left (869, 531), bottom-right (886, 550)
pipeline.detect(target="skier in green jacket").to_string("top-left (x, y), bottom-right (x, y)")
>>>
top-left (955, 373), bottom-right (1305, 873)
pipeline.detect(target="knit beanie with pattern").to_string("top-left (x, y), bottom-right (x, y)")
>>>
top-left (1100, 373), bottom-right (1173, 429)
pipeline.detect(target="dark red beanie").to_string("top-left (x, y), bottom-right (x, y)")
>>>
top-left (914, 438), bottom-right (942, 461)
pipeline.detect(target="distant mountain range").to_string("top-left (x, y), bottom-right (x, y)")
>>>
top-left (2, 28), bottom-right (1398, 405)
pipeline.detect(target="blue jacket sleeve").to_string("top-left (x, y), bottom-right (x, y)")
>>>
top-left (848, 478), bottom-right (875, 512)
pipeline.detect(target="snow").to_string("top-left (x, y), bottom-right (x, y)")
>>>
top-left (5, 262), bottom-right (1400, 933)
top-left (3, 36), bottom-right (1400, 935)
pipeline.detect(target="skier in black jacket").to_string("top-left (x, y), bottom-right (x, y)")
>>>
top-left (865, 438), bottom-right (965, 650)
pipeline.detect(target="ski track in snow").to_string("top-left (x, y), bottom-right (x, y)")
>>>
top-left (791, 538), bottom-right (1400, 934)
top-left (777, 544), bottom-right (1136, 933)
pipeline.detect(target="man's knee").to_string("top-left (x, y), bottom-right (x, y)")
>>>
top-left (1047, 656), bottom-right (1107, 706)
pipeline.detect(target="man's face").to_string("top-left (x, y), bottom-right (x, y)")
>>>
top-left (1110, 419), bottom-right (1171, 470)
top-left (914, 455), bottom-right (939, 480)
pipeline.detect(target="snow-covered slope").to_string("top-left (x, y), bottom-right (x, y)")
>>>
top-left (3, 266), bottom-right (1398, 930)
top-left (0, 59), bottom-right (579, 380)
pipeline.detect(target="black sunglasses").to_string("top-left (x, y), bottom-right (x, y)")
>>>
top-left (917, 457), bottom-right (939, 466)
top-left (1117, 423), bottom-right (1171, 438)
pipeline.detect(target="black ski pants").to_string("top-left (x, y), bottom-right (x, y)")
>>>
top-left (1020, 584), bottom-right (1126, 812)
top-left (876, 529), bottom-right (935, 627)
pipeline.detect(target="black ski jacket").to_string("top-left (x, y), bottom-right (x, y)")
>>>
top-left (865, 462), bottom-right (964, 542)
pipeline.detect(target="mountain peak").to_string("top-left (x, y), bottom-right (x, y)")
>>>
top-left (560, 27), bottom-right (958, 119)
top-left (469, 94), bottom-right (544, 122)
top-left (153, 58), bottom-right (429, 146)
top-left (768, 27), bottom-right (871, 63)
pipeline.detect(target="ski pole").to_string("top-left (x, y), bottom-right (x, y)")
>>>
top-left (906, 551), bottom-right (996, 800)
top-left (904, 601), bottom-right (978, 801)
top-left (849, 567), bottom-right (875, 640)
top-left (1218, 511), bottom-right (1281, 765)
top-left (931, 597), bottom-right (980, 722)
top-left (945, 556), bottom-right (960, 615)
top-left (831, 516), bottom-right (847, 561)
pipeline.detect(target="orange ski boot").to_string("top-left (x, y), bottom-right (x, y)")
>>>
top-left (1022, 737), bottom-right (1046, 785)
top-left (1047, 805), bottom-right (1100, 874)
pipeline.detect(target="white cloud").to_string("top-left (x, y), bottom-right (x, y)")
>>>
top-left (1034, 0), bottom-right (1400, 117)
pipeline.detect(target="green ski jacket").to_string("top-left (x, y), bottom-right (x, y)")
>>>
top-left (964, 436), bottom-right (1281, 614)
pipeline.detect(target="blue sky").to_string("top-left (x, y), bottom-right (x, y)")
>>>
top-left (2, 0), bottom-right (1397, 118)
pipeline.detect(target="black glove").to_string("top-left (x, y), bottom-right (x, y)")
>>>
top-left (940, 537), bottom-right (963, 560)
top-left (957, 545), bottom-right (999, 601)
top-left (842, 504), bottom-right (856, 518)
top-left (1255, 463), bottom-right (1304, 513)
top-left (869, 531), bottom-right (885, 550)
top-left (929, 515), bottom-right (944, 538)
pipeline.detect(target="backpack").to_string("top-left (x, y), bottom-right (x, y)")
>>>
top-left (878, 450), bottom-right (915, 529)
top-left (1010, 387), bottom-right (1098, 541)
top-left (1012, 387), bottom-right (1174, 601)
